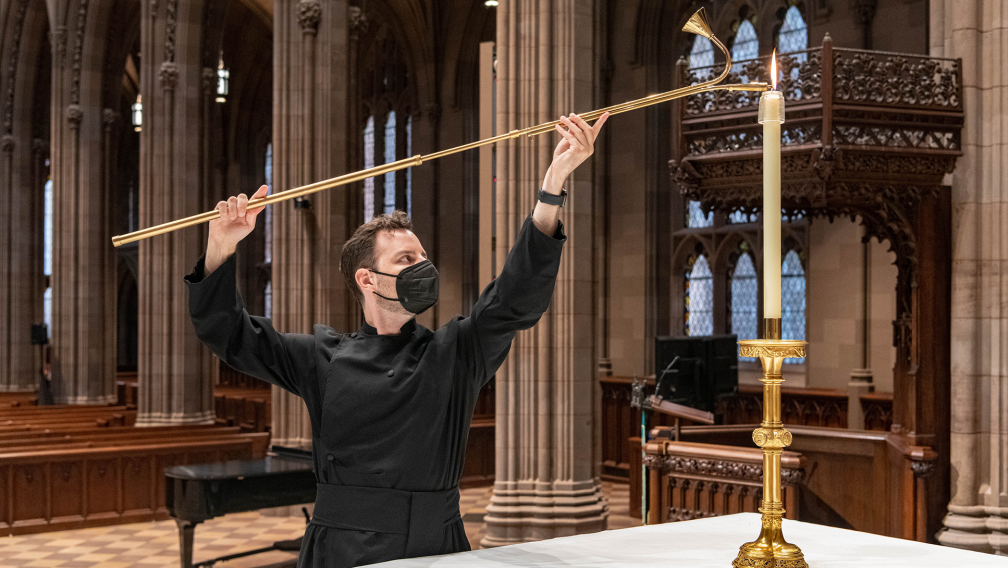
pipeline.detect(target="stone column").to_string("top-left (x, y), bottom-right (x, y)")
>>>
top-left (270, 0), bottom-right (353, 447)
top-left (0, 0), bottom-right (49, 394)
top-left (136, 0), bottom-right (215, 424)
top-left (481, 0), bottom-right (608, 547)
top-left (932, 0), bottom-right (1008, 554)
top-left (42, 0), bottom-right (118, 405)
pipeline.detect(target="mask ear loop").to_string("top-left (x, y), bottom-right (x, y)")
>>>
top-left (368, 269), bottom-right (402, 302)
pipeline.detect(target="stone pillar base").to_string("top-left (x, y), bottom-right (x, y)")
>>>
top-left (480, 479), bottom-right (609, 548)
top-left (134, 410), bottom-right (216, 426)
top-left (939, 506), bottom-right (1008, 555)
top-left (54, 393), bottom-right (118, 405)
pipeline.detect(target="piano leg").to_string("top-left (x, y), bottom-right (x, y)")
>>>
top-left (175, 518), bottom-right (198, 568)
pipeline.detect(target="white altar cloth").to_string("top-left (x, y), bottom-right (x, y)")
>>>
top-left (374, 513), bottom-right (1008, 567)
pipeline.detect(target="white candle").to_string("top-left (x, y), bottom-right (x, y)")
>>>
top-left (758, 54), bottom-right (784, 320)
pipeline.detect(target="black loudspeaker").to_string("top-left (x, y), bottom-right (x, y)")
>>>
top-left (30, 323), bottom-right (48, 346)
top-left (654, 334), bottom-right (738, 413)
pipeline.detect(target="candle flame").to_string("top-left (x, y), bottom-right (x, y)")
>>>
top-left (771, 50), bottom-right (777, 90)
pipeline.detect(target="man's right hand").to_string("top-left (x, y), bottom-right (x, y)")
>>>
top-left (205, 185), bottom-right (269, 276)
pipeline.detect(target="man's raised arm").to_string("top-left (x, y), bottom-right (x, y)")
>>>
top-left (458, 112), bottom-right (608, 385)
top-left (185, 185), bottom-right (313, 396)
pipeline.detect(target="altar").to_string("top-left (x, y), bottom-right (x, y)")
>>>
top-left (374, 514), bottom-right (1007, 567)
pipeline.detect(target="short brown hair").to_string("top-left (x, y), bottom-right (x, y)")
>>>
top-left (340, 211), bottom-right (414, 306)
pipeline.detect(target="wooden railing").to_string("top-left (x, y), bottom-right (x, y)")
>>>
top-left (603, 376), bottom-right (893, 482)
top-left (717, 384), bottom-right (893, 431)
top-left (634, 424), bottom-right (938, 542)
top-left (639, 438), bottom-right (805, 524)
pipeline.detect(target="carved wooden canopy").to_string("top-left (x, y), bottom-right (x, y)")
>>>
top-left (672, 35), bottom-right (962, 365)
top-left (671, 41), bottom-right (961, 537)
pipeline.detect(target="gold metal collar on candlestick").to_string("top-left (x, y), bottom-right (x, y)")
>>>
top-left (110, 8), bottom-right (768, 247)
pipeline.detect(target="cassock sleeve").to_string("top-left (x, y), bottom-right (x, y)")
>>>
top-left (184, 252), bottom-right (314, 397)
top-left (458, 214), bottom-right (566, 387)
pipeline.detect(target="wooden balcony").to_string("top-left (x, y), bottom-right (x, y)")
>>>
top-left (666, 38), bottom-right (960, 542)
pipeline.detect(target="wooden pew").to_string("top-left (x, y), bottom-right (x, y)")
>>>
top-left (0, 434), bottom-right (270, 535)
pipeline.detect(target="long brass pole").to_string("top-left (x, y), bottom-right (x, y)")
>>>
top-left (111, 8), bottom-right (766, 248)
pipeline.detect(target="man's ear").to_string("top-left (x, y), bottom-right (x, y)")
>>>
top-left (355, 267), bottom-right (374, 295)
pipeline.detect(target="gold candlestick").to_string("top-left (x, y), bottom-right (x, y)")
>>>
top-left (732, 318), bottom-right (808, 568)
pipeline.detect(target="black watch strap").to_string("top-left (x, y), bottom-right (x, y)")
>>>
top-left (538, 187), bottom-right (567, 207)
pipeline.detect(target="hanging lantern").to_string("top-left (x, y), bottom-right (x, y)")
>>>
top-left (132, 94), bottom-right (142, 132)
top-left (216, 51), bottom-right (229, 104)
top-left (484, 0), bottom-right (498, 6)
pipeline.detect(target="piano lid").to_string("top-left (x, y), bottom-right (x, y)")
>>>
top-left (165, 455), bottom-right (313, 481)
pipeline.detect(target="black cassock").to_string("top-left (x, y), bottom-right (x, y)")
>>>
top-left (184, 215), bottom-right (565, 567)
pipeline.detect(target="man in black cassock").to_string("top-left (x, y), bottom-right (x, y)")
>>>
top-left (184, 112), bottom-right (608, 567)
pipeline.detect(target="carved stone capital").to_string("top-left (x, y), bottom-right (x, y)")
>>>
top-left (298, 0), bottom-right (321, 34)
top-left (65, 105), bottom-right (83, 127)
top-left (51, 26), bottom-right (67, 69)
top-left (752, 427), bottom-right (793, 449)
top-left (159, 61), bottom-right (179, 91)
top-left (349, 6), bottom-right (369, 41)
top-left (202, 67), bottom-right (217, 96)
top-left (102, 108), bottom-right (120, 128)
top-left (911, 460), bottom-right (935, 478)
top-left (0, 135), bottom-right (14, 153)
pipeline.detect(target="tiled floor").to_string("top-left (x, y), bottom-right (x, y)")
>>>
top-left (0, 482), bottom-right (637, 567)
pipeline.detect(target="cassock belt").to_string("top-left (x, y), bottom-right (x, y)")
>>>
top-left (312, 483), bottom-right (461, 557)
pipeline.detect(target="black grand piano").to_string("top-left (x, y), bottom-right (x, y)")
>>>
top-left (165, 446), bottom-right (317, 568)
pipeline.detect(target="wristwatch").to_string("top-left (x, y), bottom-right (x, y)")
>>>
top-left (538, 187), bottom-right (567, 207)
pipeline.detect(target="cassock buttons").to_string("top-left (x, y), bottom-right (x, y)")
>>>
top-left (326, 454), bottom-right (334, 461)
top-left (387, 370), bottom-right (395, 377)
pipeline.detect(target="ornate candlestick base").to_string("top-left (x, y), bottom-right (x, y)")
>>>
top-left (732, 320), bottom-right (808, 568)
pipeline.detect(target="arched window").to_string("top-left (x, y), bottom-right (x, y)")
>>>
top-left (383, 111), bottom-right (397, 214)
top-left (687, 200), bottom-right (713, 228)
top-left (688, 34), bottom-right (714, 69)
top-left (43, 179), bottom-right (52, 338)
top-left (264, 143), bottom-right (273, 317)
top-left (728, 209), bottom-right (758, 224)
top-left (686, 254), bottom-right (713, 336)
top-left (731, 20), bottom-right (759, 75)
top-left (782, 249), bottom-right (806, 363)
top-left (731, 252), bottom-right (758, 359)
top-left (778, 5), bottom-right (808, 67)
top-left (363, 116), bottom-right (376, 223)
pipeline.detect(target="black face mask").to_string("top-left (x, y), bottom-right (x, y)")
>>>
top-left (370, 260), bottom-right (439, 315)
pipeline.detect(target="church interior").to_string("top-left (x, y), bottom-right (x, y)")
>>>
top-left (0, 0), bottom-right (1005, 565)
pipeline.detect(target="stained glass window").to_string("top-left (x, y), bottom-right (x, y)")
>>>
top-left (406, 115), bottom-right (413, 218)
top-left (43, 179), bottom-right (52, 338)
top-left (731, 20), bottom-right (758, 75)
top-left (687, 200), bottom-right (713, 228)
top-left (778, 6), bottom-right (808, 70)
top-left (363, 116), bottom-right (375, 223)
top-left (687, 255), bottom-right (713, 336)
top-left (782, 249), bottom-right (806, 363)
top-left (731, 252), bottom-right (758, 360)
top-left (688, 35), bottom-right (714, 69)
top-left (728, 209), bottom-right (758, 224)
top-left (384, 112), bottom-right (397, 214)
